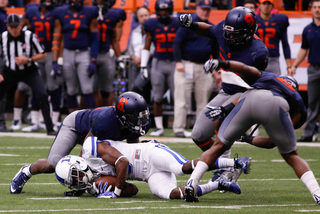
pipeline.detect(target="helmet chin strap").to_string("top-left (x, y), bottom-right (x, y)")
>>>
top-left (139, 127), bottom-right (145, 136)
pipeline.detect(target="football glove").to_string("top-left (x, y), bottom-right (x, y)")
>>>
top-left (205, 106), bottom-right (227, 121)
top-left (117, 56), bottom-right (125, 72)
top-left (204, 59), bottom-right (219, 74)
top-left (179, 14), bottom-right (193, 28)
top-left (97, 181), bottom-right (111, 194)
top-left (97, 191), bottom-right (118, 199)
top-left (87, 61), bottom-right (96, 78)
top-left (140, 67), bottom-right (148, 80)
top-left (51, 62), bottom-right (62, 79)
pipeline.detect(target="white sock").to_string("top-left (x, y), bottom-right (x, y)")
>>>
top-left (13, 107), bottom-right (23, 121)
top-left (22, 165), bottom-right (32, 177)
top-left (300, 171), bottom-right (320, 196)
top-left (188, 161), bottom-right (209, 186)
top-left (154, 116), bottom-right (163, 130)
top-left (31, 110), bottom-right (39, 125)
top-left (198, 181), bottom-right (219, 196)
top-left (52, 111), bottom-right (60, 126)
top-left (216, 158), bottom-right (235, 169)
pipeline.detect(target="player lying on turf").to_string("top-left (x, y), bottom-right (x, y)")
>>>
top-left (55, 137), bottom-right (251, 199)
top-left (183, 59), bottom-right (320, 204)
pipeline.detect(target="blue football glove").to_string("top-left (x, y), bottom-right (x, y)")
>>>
top-left (97, 191), bottom-right (118, 199)
top-left (205, 106), bottom-right (226, 121)
top-left (87, 61), bottom-right (96, 78)
top-left (97, 181), bottom-right (110, 194)
top-left (51, 62), bottom-right (62, 79)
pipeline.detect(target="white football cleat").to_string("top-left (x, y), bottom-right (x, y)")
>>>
top-left (150, 128), bottom-right (164, 136)
top-left (22, 124), bottom-right (40, 132)
top-left (11, 120), bottom-right (21, 130)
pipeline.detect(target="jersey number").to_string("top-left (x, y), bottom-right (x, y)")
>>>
top-left (70, 20), bottom-right (81, 39)
top-left (34, 21), bottom-right (51, 42)
top-left (257, 28), bottom-right (276, 49)
top-left (98, 23), bottom-right (108, 42)
top-left (155, 33), bottom-right (175, 53)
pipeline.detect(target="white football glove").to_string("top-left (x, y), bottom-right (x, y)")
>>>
top-left (179, 14), bottom-right (193, 28)
top-left (204, 59), bottom-right (220, 74)
top-left (140, 67), bottom-right (148, 80)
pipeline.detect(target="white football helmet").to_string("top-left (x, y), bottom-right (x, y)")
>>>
top-left (55, 155), bottom-right (93, 190)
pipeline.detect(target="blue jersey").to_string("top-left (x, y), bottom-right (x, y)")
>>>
top-left (209, 20), bottom-right (269, 94)
top-left (174, 14), bottom-right (217, 63)
top-left (53, 5), bottom-right (98, 50)
top-left (301, 21), bottom-right (320, 65)
top-left (98, 8), bottom-right (126, 53)
top-left (0, 8), bottom-right (7, 34)
top-left (75, 107), bottom-right (150, 141)
top-left (256, 14), bottom-right (290, 58)
top-left (251, 72), bottom-right (306, 117)
top-left (144, 17), bottom-right (180, 61)
top-left (25, 4), bottom-right (55, 52)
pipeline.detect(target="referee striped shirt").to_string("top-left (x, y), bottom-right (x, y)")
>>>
top-left (0, 29), bottom-right (45, 71)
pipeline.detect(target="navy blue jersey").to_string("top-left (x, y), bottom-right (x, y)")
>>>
top-left (53, 5), bottom-right (98, 50)
top-left (0, 8), bottom-right (7, 34)
top-left (209, 20), bottom-right (269, 94)
top-left (75, 107), bottom-right (149, 140)
top-left (251, 72), bottom-right (306, 117)
top-left (144, 17), bottom-right (180, 61)
top-left (174, 14), bottom-right (217, 63)
top-left (301, 21), bottom-right (320, 65)
top-left (98, 8), bottom-right (126, 53)
top-left (25, 4), bottom-right (55, 52)
top-left (256, 14), bottom-right (290, 58)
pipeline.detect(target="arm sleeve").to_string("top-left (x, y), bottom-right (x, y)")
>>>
top-left (31, 32), bottom-right (45, 54)
top-left (173, 42), bottom-right (182, 62)
top-left (280, 16), bottom-right (291, 59)
top-left (301, 27), bottom-right (310, 49)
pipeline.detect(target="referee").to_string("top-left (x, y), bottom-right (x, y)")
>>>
top-left (0, 14), bottom-right (56, 135)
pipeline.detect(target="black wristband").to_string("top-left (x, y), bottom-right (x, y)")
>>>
top-left (190, 22), bottom-right (198, 30)
top-left (223, 102), bottom-right (235, 114)
top-left (218, 60), bottom-right (231, 70)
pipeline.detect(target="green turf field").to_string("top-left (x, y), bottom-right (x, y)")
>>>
top-left (1, 129), bottom-right (320, 213)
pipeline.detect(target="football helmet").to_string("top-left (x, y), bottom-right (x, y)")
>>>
top-left (115, 91), bottom-right (150, 136)
top-left (223, 6), bottom-right (257, 50)
top-left (68, 0), bottom-right (83, 11)
top-left (155, 0), bottom-right (173, 24)
top-left (279, 74), bottom-right (299, 91)
top-left (40, 0), bottom-right (56, 9)
top-left (92, 0), bottom-right (115, 11)
top-left (55, 155), bottom-right (93, 190)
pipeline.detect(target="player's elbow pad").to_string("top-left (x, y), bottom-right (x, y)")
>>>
top-left (140, 49), bottom-right (150, 67)
top-left (90, 32), bottom-right (99, 59)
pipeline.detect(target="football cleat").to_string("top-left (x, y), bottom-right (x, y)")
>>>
top-left (10, 165), bottom-right (31, 194)
top-left (313, 193), bottom-right (320, 205)
top-left (234, 156), bottom-right (251, 174)
top-left (184, 179), bottom-right (199, 202)
top-left (22, 124), bottom-right (40, 132)
top-left (218, 176), bottom-right (241, 194)
top-left (11, 120), bottom-right (21, 130)
top-left (211, 169), bottom-right (228, 182)
top-left (230, 168), bottom-right (243, 183)
top-left (150, 128), bottom-right (164, 137)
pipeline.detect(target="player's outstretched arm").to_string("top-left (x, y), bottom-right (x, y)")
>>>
top-left (179, 14), bottom-right (212, 38)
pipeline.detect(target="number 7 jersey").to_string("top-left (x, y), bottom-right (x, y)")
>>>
top-left (143, 17), bottom-right (180, 61)
top-left (53, 5), bottom-right (98, 50)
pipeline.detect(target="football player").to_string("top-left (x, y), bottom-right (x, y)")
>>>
top-left (55, 138), bottom-right (250, 199)
top-left (184, 59), bottom-right (320, 205)
top-left (93, 0), bottom-right (126, 106)
top-left (256, 0), bottom-right (292, 75)
top-left (179, 7), bottom-right (269, 183)
top-left (51, 0), bottom-right (99, 112)
top-left (10, 92), bottom-right (151, 194)
top-left (140, 0), bottom-right (180, 136)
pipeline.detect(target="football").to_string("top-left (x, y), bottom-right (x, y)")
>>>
top-left (95, 176), bottom-right (138, 197)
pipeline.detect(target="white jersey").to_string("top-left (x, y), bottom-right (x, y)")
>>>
top-left (81, 137), bottom-right (188, 181)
